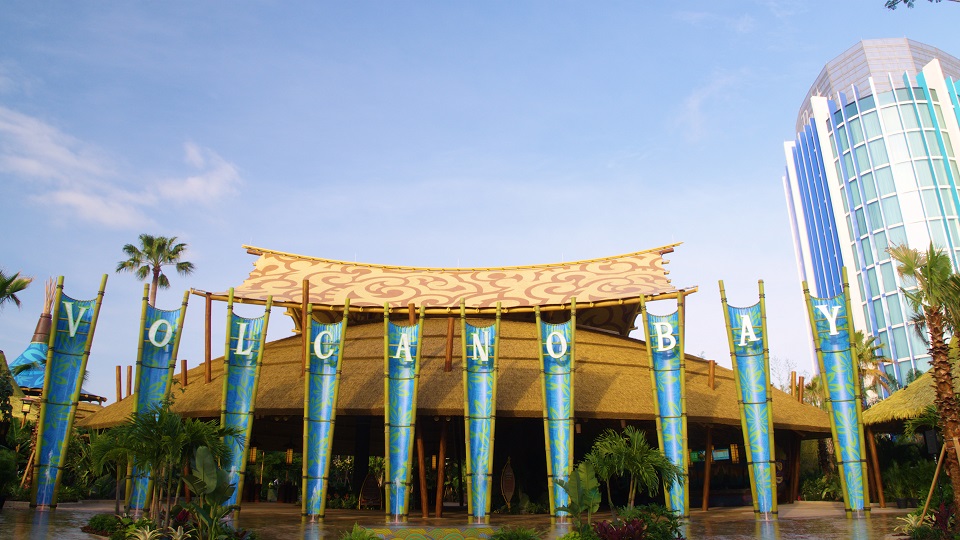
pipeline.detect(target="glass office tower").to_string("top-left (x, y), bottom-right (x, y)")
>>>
top-left (784, 38), bottom-right (960, 382)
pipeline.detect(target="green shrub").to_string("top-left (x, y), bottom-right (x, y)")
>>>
top-left (84, 513), bottom-right (122, 535)
top-left (338, 523), bottom-right (379, 540)
top-left (0, 447), bottom-right (17, 496)
top-left (490, 525), bottom-right (545, 540)
top-left (614, 505), bottom-right (684, 540)
top-left (57, 484), bottom-right (83, 502)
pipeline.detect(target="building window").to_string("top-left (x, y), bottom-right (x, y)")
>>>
top-left (881, 197), bottom-right (902, 225)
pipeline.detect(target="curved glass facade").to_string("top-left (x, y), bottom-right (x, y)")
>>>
top-left (785, 39), bottom-right (960, 383)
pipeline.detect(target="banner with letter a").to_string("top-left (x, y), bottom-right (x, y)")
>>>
top-left (462, 301), bottom-right (501, 524)
top-left (32, 275), bottom-right (107, 508)
top-left (803, 269), bottom-right (870, 516)
top-left (384, 305), bottom-right (424, 522)
top-left (220, 289), bottom-right (272, 507)
top-left (302, 300), bottom-right (349, 519)
top-left (127, 286), bottom-right (190, 512)
top-left (536, 301), bottom-right (575, 522)
top-left (720, 280), bottom-right (777, 517)
top-left (640, 294), bottom-right (689, 517)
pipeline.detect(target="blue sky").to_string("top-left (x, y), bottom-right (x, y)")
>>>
top-left (2, 1), bottom-right (958, 402)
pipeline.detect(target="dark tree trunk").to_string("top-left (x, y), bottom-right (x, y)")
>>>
top-left (926, 310), bottom-right (960, 529)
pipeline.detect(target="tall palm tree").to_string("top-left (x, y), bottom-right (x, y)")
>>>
top-left (116, 234), bottom-right (195, 305)
top-left (889, 242), bottom-right (960, 513)
top-left (853, 330), bottom-right (896, 405)
top-left (0, 269), bottom-right (32, 310)
top-left (584, 429), bottom-right (627, 518)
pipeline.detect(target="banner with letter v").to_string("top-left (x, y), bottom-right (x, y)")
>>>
top-left (32, 275), bottom-right (107, 508)
top-left (720, 280), bottom-right (777, 518)
top-left (127, 285), bottom-right (190, 512)
top-left (640, 293), bottom-right (689, 517)
top-left (220, 288), bottom-right (272, 508)
top-left (803, 269), bottom-right (870, 516)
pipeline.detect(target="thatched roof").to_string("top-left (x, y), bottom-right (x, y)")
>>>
top-left (78, 319), bottom-right (830, 437)
top-left (193, 244), bottom-right (692, 336)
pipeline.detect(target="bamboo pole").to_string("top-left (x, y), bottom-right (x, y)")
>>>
top-left (205, 292), bottom-right (212, 384)
top-left (126, 365), bottom-right (133, 398)
top-left (921, 442), bottom-right (947, 520)
top-left (701, 426), bottom-right (713, 511)
top-left (460, 299), bottom-right (470, 520)
top-left (125, 285), bottom-right (150, 510)
top-left (797, 377), bottom-right (805, 403)
top-left (382, 303), bottom-right (391, 521)
top-left (116, 366), bottom-right (122, 402)
top-left (445, 317), bottom-right (454, 372)
top-left (435, 419), bottom-right (448, 517)
top-left (535, 305), bottom-right (554, 519)
top-left (301, 279), bottom-right (309, 377)
top-left (708, 360), bottom-right (715, 390)
top-left (677, 292), bottom-right (689, 517)
top-left (301, 299), bottom-right (312, 519)
top-left (790, 371), bottom-right (797, 397)
top-left (759, 280), bottom-right (778, 516)
top-left (165, 291), bottom-right (190, 399)
top-left (416, 427), bottom-right (429, 518)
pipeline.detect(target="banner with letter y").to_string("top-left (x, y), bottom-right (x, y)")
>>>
top-left (802, 269), bottom-right (870, 516)
top-left (640, 293), bottom-right (689, 517)
top-left (32, 275), bottom-right (107, 508)
top-left (719, 280), bottom-right (777, 518)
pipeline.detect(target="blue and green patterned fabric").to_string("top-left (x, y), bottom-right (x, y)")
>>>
top-left (222, 312), bottom-right (267, 507)
top-left (35, 294), bottom-right (97, 507)
top-left (539, 319), bottom-right (573, 518)
top-left (807, 293), bottom-right (866, 512)
top-left (128, 303), bottom-right (185, 511)
top-left (10, 341), bottom-right (47, 389)
top-left (644, 311), bottom-right (687, 516)
top-left (386, 321), bottom-right (421, 519)
top-left (726, 303), bottom-right (776, 515)
top-left (464, 322), bottom-right (497, 521)
top-left (304, 318), bottom-right (346, 517)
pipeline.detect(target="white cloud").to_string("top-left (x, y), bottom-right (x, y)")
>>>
top-left (0, 106), bottom-right (241, 228)
top-left (676, 74), bottom-right (739, 142)
top-left (156, 142), bottom-right (242, 202)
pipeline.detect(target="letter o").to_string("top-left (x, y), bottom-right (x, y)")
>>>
top-left (546, 331), bottom-right (568, 359)
top-left (148, 319), bottom-right (174, 348)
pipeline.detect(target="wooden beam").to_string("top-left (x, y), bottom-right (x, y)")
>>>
top-left (708, 361), bottom-right (715, 390)
top-left (115, 365), bottom-right (122, 402)
top-left (126, 365), bottom-right (133, 398)
top-left (205, 292), bottom-right (212, 383)
top-left (701, 426), bottom-right (713, 511)
top-left (790, 436), bottom-right (802, 504)
top-left (444, 317), bottom-right (455, 372)
top-left (408, 303), bottom-right (416, 326)
top-left (867, 428), bottom-right (885, 508)
top-left (181, 359), bottom-right (188, 388)
top-left (435, 419), bottom-right (448, 517)
top-left (797, 376), bottom-right (805, 403)
top-left (416, 424), bottom-right (429, 518)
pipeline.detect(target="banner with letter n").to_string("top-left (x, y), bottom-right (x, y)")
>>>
top-left (302, 300), bottom-right (349, 520)
top-left (803, 270), bottom-right (870, 516)
top-left (220, 289), bottom-right (272, 508)
top-left (536, 301), bottom-right (575, 522)
top-left (640, 294), bottom-right (689, 517)
top-left (384, 304), bottom-right (425, 522)
top-left (462, 301), bottom-right (501, 524)
top-left (720, 280), bottom-right (777, 517)
top-left (127, 286), bottom-right (190, 512)
top-left (32, 275), bottom-right (107, 508)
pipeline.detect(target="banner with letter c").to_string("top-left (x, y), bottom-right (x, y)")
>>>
top-left (302, 300), bottom-right (349, 519)
top-left (640, 294), bottom-right (689, 517)
top-left (803, 269), bottom-right (869, 515)
top-left (220, 288), bottom-right (272, 508)
top-left (720, 280), bottom-right (777, 517)
top-left (32, 275), bottom-right (107, 508)
top-left (127, 286), bottom-right (190, 512)
top-left (536, 301), bottom-right (575, 521)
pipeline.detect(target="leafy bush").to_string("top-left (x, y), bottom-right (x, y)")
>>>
top-left (83, 513), bottom-right (122, 536)
top-left (0, 447), bottom-right (17, 496)
top-left (338, 523), bottom-right (379, 540)
top-left (616, 505), bottom-right (683, 540)
top-left (799, 473), bottom-right (841, 501)
top-left (58, 484), bottom-right (83, 502)
top-left (490, 525), bottom-right (545, 539)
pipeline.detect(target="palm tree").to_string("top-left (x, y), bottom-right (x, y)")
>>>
top-left (116, 235), bottom-right (195, 305)
top-left (853, 330), bottom-right (896, 405)
top-left (621, 426), bottom-right (681, 508)
top-left (584, 429), bottom-right (627, 518)
top-left (0, 269), bottom-right (32, 310)
top-left (889, 242), bottom-right (960, 513)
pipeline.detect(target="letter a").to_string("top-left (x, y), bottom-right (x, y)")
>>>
top-left (395, 333), bottom-right (413, 362)
top-left (235, 322), bottom-right (255, 356)
top-left (654, 322), bottom-right (676, 352)
top-left (471, 331), bottom-right (490, 363)
top-left (738, 316), bottom-right (760, 347)
top-left (815, 305), bottom-right (842, 336)
top-left (63, 301), bottom-right (89, 338)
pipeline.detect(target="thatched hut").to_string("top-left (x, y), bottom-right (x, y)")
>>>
top-left (78, 244), bottom-right (832, 510)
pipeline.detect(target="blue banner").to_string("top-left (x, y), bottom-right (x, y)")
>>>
top-left (221, 302), bottom-right (270, 507)
top-left (725, 298), bottom-right (776, 515)
top-left (385, 314), bottom-right (422, 520)
top-left (805, 287), bottom-right (869, 514)
top-left (537, 309), bottom-right (574, 519)
top-left (642, 304), bottom-right (688, 516)
top-left (303, 313), bottom-right (347, 518)
top-left (127, 291), bottom-right (188, 511)
top-left (463, 316), bottom-right (498, 522)
top-left (33, 277), bottom-right (106, 508)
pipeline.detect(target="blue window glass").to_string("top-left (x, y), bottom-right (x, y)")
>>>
top-left (845, 102), bottom-right (859, 118)
top-left (840, 186), bottom-right (848, 212)
top-left (941, 189), bottom-right (956, 217)
top-left (868, 202), bottom-right (883, 230)
top-left (892, 327), bottom-right (909, 360)
top-left (919, 105), bottom-right (934, 128)
top-left (917, 163), bottom-right (936, 187)
top-left (843, 153), bottom-right (855, 178)
top-left (861, 239), bottom-right (874, 266)
top-left (856, 208), bottom-right (867, 233)
top-left (837, 126), bottom-right (849, 151)
top-left (923, 190), bottom-right (942, 217)
top-left (850, 118), bottom-right (865, 146)
top-left (867, 267), bottom-right (880, 297)
top-left (934, 159), bottom-right (949, 186)
top-left (943, 132), bottom-right (955, 158)
top-left (926, 131), bottom-right (942, 157)
top-left (863, 111), bottom-right (882, 139)
top-left (896, 88), bottom-right (913, 102)
top-left (850, 180), bottom-right (862, 206)
top-left (909, 326), bottom-right (928, 356)
top-left (915, 357), bottom-right (930, 374)
top-left (908, 132), bottom-right (927, 156)
top-left (862, 172), bottom-right (877, 200)
top-left (860, 95), bottom-right (876, 111)
top-left (880, 263), bottom-right (897, 294)
top-left (873, 298), bottom-right (886, 326)
top-left (881, 106), bottom-right (903, 132)
top-left (886, 295), bottom-right (904, 325)
top-left (874, 231), bottom-right (889, 259)
top-left (881, 197), bottom-right (902, 224)
top-left (931, 221), bottom-right (948, 249)
top-left (888, 226), bottom-right (907, 246)
top-left (901, 105), bottom-right (920, 129)
top-left (855, 145), bottom-right (870, 169)
top-left (878, 91), bottom-right (895, 106)
top-left (936, 104), bottom-right (946, 126)
top-left (875, 167), bottom-right (895, 195)
top-left (869, 139), bottom-right (889, 166)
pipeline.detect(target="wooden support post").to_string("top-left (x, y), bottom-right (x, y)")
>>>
top-left (708, 360), bottom-right (716, 390)
top-left (301, 279), bottom-right (309, 377)
top-left (435, 419), bottom-right (448, 517)
top-left (127, 365), bottom-right (133, 398)
top-left (408, 303), bottom-right (416, 326)
top-left (866, 428), bottom-right (884, 507)
top-left (790, 436), bottom-right (802, 503)
top-left (790, 371), bottom-right (797, 396)
top-left (444, 317), bottom-right (455, 372)
top-left (181, 359), bottom-right (188, 388)
top-left (797, 376), bottom-right (805, 403)
top-left (701, 426), bottom-right (713, 511)
top-left (116, 365), bottom-right (122, 402)
top-left (416, 424), bottom-right (429, 518)
top-left (205, 292), bottom-right (212, 383)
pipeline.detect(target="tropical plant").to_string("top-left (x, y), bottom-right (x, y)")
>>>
top-left (182, 446), bottom-right (237, 540)
top-left (895, 511), bottom-right (934, 534)
top-left (853, 330), bottom-right (896, 404)
top-left (489, 525), bottom-right (545, 540)
top-left (90, 425), bottom-right (133, 514)
top-left (585, 429), bottom-right (626, 518)
top-left (615, 504), bottom-right (684, 540)
top-left (557, 461), bottom-right (601, 534)
top-left (338, 524), bottom-right (379, 540)
top-left (116, 234), bottom-right (195, 305)
top-left (584, 427), bottom-right (681, 510)
top-left (890, 243), bottom-right (960, 514)
top-left (0, 447), bottom-right (17, 498)
top-left (0, 269), bottom-right (31, 311)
